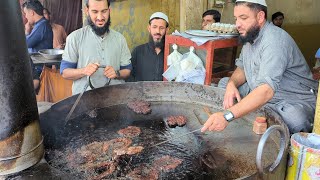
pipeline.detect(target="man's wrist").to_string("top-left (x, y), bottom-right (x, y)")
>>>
top-left (227, 79), bottom-right (236, 86)
top-left (223, 110), bottom-right (235, 122)
top-left (115, 70), bottom-right (121, 79)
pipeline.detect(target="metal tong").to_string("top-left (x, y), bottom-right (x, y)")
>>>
top-left (65, 65), bottom-right (110, 124)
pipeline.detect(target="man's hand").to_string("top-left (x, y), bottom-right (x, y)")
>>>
top-left (83, 63), bottom-right (99, 76)
top-left (104, 66), bottom-right (118, 79)
top-left (201, 112), bottom-right (229, 132)
top-left (56, 43), bottom-right (65, 49)
top-left (25, 22), bottom-right (32, 35)
top-left (223, 81), bottom-right (241, 109)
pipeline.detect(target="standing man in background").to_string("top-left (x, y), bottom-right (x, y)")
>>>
top-left (23, 0), bottom-right (53, 86)
top-left (129, 12), bottom-right (169, 82)
top-left (202, 9), bottom-right (221, 30)
top-left (43, 8), bottom-right (67, 49)
top-left (60, 0), bottom-right (132, 95)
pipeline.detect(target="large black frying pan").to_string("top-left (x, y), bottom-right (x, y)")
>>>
top-left (38, 82), bottom-right (289, 179)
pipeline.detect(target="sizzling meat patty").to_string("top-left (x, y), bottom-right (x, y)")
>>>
top-left (126, 164), bottom-right (159, 180)
top-left (127, 100), bottom-right (152, 114)
top-left (64, 141), bottom-right (119, 180)
top-left (117, 126), bottom-right (142, 138)
top-left (166, 115), bottom-right (187, 128)
top-left (153, 155), bottom-right (183, 172)
top-left (104, 138), bottom-right (133, 156)
top-left (167, 116), bottom-right (177, 128)
top-left (48, 122), bottom-right (199, 180)
top-left (126, 146), bottom-right (144, 155)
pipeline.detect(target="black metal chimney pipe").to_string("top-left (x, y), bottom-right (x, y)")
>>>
top-left (0, 0), bottom-right (44, 175)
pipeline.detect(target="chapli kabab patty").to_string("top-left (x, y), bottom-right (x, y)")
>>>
top-left (166, 115), bottom-right (187, 128)
top-left (127, 100), bottom-right (152, 114)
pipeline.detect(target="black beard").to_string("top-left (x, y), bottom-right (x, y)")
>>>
top-left (149, 33), bottom-right (165, 49)
top-left (87, 16), bottom-right (111, 36)
top-left (238, 24), bottom-right (260, 44)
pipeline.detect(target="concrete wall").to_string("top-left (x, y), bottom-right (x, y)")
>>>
top-left (207, 0), bottom-right (320, 25)
top-left (110, 0), bottom-right (179, 50)
top-left (82, 0), bottom-right (319, 67)
top-left (180, 0), bottom-right (207, 31)
top-left (284, 24), bottom-right (320, 68)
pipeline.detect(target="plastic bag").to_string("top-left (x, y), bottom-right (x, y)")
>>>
top-left (167, 44), bottom-right (182, 66)
top-left (162, 64), bottom-right (180, 81)
top-left (175, 46), bottom-right (206, 84)
top-left (175, 67), bottom-right (206, 84)
top-left (182, 46), bottom-right (203, 70)
top-left (163, 44), bottom-right (182, 81)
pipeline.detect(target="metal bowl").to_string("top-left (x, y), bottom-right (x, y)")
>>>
top-left (38, 49), bottom-right (64, 60)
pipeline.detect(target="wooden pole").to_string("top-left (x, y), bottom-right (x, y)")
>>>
top-left (313, 82), bottom-right (320, 134)
top-left (180, 0), bottom-right (207, 31)
top-left (82, 0), bottom-right (87, 26)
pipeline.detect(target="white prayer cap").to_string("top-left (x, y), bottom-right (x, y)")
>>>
top-left (316, 48), bottom-right (320, 58)
top-left (150, 12), bottom-right (169, 24)
top-left (236, 0), bottom-right (267, 7)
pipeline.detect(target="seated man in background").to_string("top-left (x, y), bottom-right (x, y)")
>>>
top-left (60, 0), bottom-right (131, 95)
top-left (272, 11), bottom-right (284, 28)
top-left (201, 9), bottom-right (234, 84)
top-left (129, 12), bottom-right (169, 82)
top-left (201, 9), bottom-right (221, 30)
top-left (43, 8), bottom-right (67, 49)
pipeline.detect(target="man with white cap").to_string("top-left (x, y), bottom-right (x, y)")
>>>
top-left (201, 0), bottom-right (318, 134)
top-left (129, 12), bottom-right (169, 81)
top-left (60, 0), bottom-right (132, 95)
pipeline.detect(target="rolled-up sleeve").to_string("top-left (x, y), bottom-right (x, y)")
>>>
top-left (60, 32), bottom-right (79, 74)
top-left (60, 60), bottom-right (77, 74)
top-left (62, 33), bottom-right (79, 64)
top-left (255, 43), bottom-right (289, 91)
top-left (235, 51), bottom-right (244, 69)
top-left (119, 35), bottom-right (132, 69)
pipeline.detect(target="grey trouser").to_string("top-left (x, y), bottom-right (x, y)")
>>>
top-left (218, 77), bottom-right (315, 134)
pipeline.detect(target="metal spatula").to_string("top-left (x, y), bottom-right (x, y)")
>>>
top-left (65, 81), bottom-right (89, 125)
top-left (149, 127), bottom-right (202, 148)
top-left (64, 65), bottom-right (109, 124)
